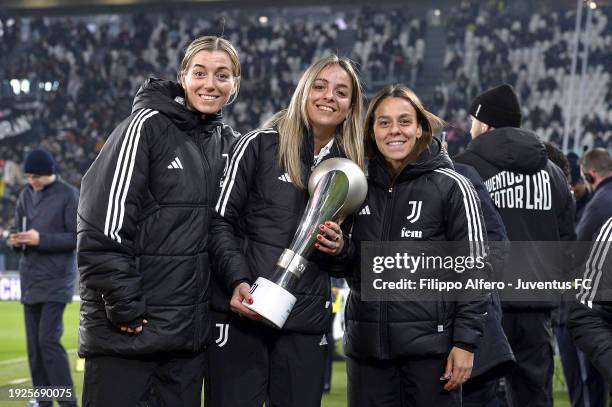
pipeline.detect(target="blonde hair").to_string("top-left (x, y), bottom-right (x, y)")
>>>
top-left (264, 55), bottom-right (364, 189)
top-left (178, 36), bottom-right (241, 105)
top-left (364, 84), bottom-right (444, 162)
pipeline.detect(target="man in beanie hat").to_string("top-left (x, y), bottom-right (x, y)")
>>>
top-left (8, 148), bottom-right (78, 407)
top-left (455, 85), bottom-right (576, 407)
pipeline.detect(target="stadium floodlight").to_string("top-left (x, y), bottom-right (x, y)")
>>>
top-left (589, 1), bottom-right (597, 9)
top-left (434, 9), bottom-right (441, 17)
top-left (259, 15), bottom-right (269, 24)
top-left (21, 80), bottom-right (30, 94)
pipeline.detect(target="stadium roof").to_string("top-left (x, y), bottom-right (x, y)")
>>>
top-left (1, 0), bottom-right (608, 15)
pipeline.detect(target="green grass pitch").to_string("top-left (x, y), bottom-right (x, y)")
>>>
top-left (0, 301), bottom-right (570, 406)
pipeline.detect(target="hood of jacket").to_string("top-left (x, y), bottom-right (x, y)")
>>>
top-left (369, 137), bottom-right (453, 187)
top-left (466, 127), bottom-right (547, 174)
top-left (131, 77), bottom-right (222, 132)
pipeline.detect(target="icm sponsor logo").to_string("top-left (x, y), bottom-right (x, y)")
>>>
top-left (401, 228), bottom-right (422, 239)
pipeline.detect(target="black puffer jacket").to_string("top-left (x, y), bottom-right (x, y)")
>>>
top-left (568, 216), bottom-right (612, 387)
top-left (455, 128), bottom-right (576, 310)
top-left (210, 128), bottom-right (344, 334)
top-left (343, 139), bottom-right (488, 360)
top-left (77, 78), bottom-right (238, 357)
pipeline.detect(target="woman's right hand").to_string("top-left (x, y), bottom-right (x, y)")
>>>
top-left (230, 282), bottom-right (260, 320)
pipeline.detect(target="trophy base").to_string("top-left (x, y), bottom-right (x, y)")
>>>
top-left (242, 277), bottom-right (297, 329)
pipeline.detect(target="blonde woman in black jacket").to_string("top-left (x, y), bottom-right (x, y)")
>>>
top-left (77, 36), bottom-right (240, 407)
top-left (208, 55), bottom-right (364, 407)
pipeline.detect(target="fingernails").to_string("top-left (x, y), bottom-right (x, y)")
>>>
top-left (319, 224), bottom-right (325, 230)
top-left (317, 235), bottom-right (323, 240)
top-left (325, 222), bottom-right (331, 226)
top-left (315, 243), bottom-right (320, 248)
top-left (248, 298), bottom-right (253, 305)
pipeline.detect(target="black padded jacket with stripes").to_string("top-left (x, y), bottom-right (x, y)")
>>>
top-left (341, 138), bottom-right (489, 360)
top-left (210, 127), bottom-right (347, 334)
top-left (76, 78), bottom-right (238, 356)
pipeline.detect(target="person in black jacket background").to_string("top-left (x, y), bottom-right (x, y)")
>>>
top-left (9, 149), bottom-right (79, 407)
top-left (455, 84), bottom-right (576, 407)
top-left (452, 162), bottom-right (514, 407)
top-left (577, 148), bottom-right (612, 242)
top-left (339, 85), bottom-right (488, 407)
top-left (567, 152), bottom-right (592, 223)
top-left (207, 55), bottom-right (364, 407)
top-left (569, 216), bottom-right (612, 388)
top-left (77, 36), bottom-right (240, 407)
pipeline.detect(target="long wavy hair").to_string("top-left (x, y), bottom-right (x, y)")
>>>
top-left (264, 55), bottom-right (365, 189)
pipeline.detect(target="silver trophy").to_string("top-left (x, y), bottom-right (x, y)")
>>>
top-left (243, 158), bottom-right (367, 328)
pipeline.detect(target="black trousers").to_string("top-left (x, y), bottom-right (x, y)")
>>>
top-left (555, 324), bottom-right (609, 407)
top-left (502, 311), bottom-right (554, 407)
top-left (347, 356), bottom-right (461, 407)
top-left (205, 311), bottom-right (327, 407)
top-left (24, 302), bottom-right (76, 407)
top-left (463, 378), bottom-right (499, 407)
top-left (82, 351), bottom-right (205, 407)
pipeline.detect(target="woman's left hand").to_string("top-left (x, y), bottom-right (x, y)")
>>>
top-left (315, 221), bottom-right (344, 256)
top-left (442, 346), bottom-right (474, 391)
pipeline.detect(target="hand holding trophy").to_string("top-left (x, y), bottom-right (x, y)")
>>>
top-left (242, 158), bottom-right (367, 328)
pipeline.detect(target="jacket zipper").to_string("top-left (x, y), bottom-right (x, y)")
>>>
top-left (191, 127), bottom-right (215, 348)
top-left (379, 183), bottom-right (395, 358)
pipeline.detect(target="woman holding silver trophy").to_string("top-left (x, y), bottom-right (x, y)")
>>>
top-left (207, 55), bottom-right (365, 407)
top-left (338, 85), bottom-right (489, 407)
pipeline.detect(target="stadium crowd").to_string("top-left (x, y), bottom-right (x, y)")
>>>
top-left (0, 6), bottom-right (426, 228)
top-left (433, 0), bottom-right (611, 152)
top-left (0, 1), bottom-right (610, 228)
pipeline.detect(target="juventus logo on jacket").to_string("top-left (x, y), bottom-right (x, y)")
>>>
top-left (215, 323), bottom-right (229, 347)
top-left (406, 201), bottom-right (423, 223)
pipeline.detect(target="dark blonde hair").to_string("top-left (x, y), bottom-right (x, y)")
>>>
top-left (364, 84), bottom-right (444, 161)
top-left (264, 55), bottom-right (365, 189)
top-left (178, 36), bottom-right (241, 104)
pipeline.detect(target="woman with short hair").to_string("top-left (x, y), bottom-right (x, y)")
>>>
top-left (77, 36), bottom-right (241, 407)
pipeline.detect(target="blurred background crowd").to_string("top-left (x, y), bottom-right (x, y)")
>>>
top-left (0, 0), bottom-right (610, 231)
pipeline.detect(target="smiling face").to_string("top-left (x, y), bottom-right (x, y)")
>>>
top-left (180, 50), bottom-right (237, 114)
top-left (373, 97), bottom-right (422, 172)
top-left (305, 64), bottom-right (353, 140)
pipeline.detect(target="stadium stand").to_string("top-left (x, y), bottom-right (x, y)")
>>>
top-left (432, 0), bottom-right (611, 154)
top-left (0, 1), bottom-right (610, 232)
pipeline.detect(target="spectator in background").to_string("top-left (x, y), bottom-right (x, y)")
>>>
top-left (9, 148), bottom-right (79, 407)
top-left (568, 216), bottom-right (612, 389)
top-left (577, 149), bottom-right (612, 242)
top-left (545, 143), bottom-right (608, 407)
top-left (455, 84), bottom-right (576, 407)
top-left (567, 152), bottom-right (592, 223)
